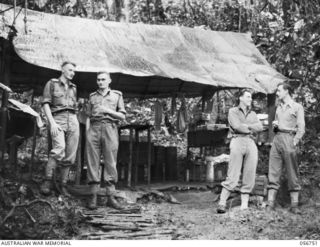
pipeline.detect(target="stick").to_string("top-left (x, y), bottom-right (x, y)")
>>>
top-left (107, 208), bottom-right (141, 214)
top-left (88, 220), bottom-right (154, 228)
top-left (105, 213), bottom-right (142, 217)
top-left (89, 217), bottom-right (154, 224)
top-left (1, 206), bottom-right (16, 226)
top-left (81, 230), bottom-right (132, 237)
top-left (100, 225), bottom-right (140, 231)
top-left (24, 208), bottom-right (36, 223)
top-left (82, 212), bottom-right (142, 218)
top-left (88, 220), bottom-right (139, 228)
top-left (85, 229), bottom-right (174, 239)
top-left (0, 82), bottom-right (12, 92)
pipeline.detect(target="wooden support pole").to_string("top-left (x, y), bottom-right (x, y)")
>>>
top-left (24, 0), bottom-right (28, 34)
top-left (127, 128), bottom-right (133, 187)
top-left (134, 129), bottom-right (139, 185)
top-left (0, 40), bottom-right (11, 169)
top-left (267, 93), bottom-right (276, 143)
top-left (216, 91), bottom-right (220, 123)
top-left (201, 95), bottom-right (205, 112)
top-left (200, 94), bottom-right (205, 158)
top-left (162, 161), bottom-right (166, 182)
top-left (186, 146), bottom-right (190, 182)
top-left (13, 0), bottom-right (16, 25)
top-left (0, 91), bottom-right (8, 167)
top-left (147, 127), bottom-right (151, 185)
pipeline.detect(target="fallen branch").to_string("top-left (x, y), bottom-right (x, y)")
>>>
top-left (82, 211), bottom-right (142, 218)
top-left (104, 213), bottom-right (142, 217)
top-left (88, 220), bottom-right (154, 228)
top-left (0, 82), bottom-right (12, 92)
top-left (81, 230), bottom-right (131, 237)
top-left (100, 225), bottom-right (140, 231)
top-left (1, 205), bottom-right (16, 226)
top-left (85, 229), bottom-right (175, 239)
top-left (107, 208), bottom-right (141, 214)
top-left (1, 199), bottom-right (54, 226)
top-left (88, 220), bottom-right (139, 229)
top-left (89, 217), bottom-right (154, 224)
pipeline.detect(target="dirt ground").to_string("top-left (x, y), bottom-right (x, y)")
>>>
top-left (139, 190), bottom-right (320, 240)
top-left (1, 184), bottom-right (320, 240)
top-left (2, 169), bottom-right (320, 240)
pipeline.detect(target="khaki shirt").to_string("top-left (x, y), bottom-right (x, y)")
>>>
top-left (228, 106), bottom-right (263, 138)
top-left (88, 89), bottom-right (126, 122)
top-left (42, 78), bottom-right (77, 113)
top-left (275, 99), bottom-right (305, 141)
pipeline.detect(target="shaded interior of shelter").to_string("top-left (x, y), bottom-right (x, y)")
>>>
top-left (2, 39), bottom-right (221, 99)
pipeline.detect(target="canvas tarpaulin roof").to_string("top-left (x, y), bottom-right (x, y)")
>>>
top-left (0, 4), bottom-right (285, 96)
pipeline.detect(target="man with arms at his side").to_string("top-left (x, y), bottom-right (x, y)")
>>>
top-left (266, 82), bottom-right (305, 214)
top-left (41, 61), bottom-right (79, 196)
top-left (86, 72), bottom-right (126, 210)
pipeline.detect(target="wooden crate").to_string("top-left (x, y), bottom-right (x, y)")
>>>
top-left (252, 175), bottom-right (268, 196)
top-left (188, 128), bottom-right (229, 147)
top-left (190, 161), bottom-right (206, 182)
top-left (214, 162), bottom-right (228, 182)
top-left (117, 141), bottom-right (154, 183)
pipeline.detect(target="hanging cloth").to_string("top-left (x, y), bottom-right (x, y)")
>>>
top-left (154, 100), bottom-right (162, 131)
top-left (171, 96), bottom-right (176, 116)
top-left (205, 94), bottom-right (218, 124)
top-left (177, 96), bottom-right (188, 133)
top-left (205, 97), bottom-right (214, 113)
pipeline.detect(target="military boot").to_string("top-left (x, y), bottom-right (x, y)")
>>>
top-left (60, 183), bottom-right (72, 197)
top-left (289, 191), bottom-right (301, 214)
top-left (107, 195), bottom-right (125, 210)
top-left (41, 158), bottom-right (57, 195)
top-left (40, 179), bottom-right (52, 196)
top-left (240, 193), bottom-right (250, 210)
top-left (88, 184), bottom-right (99, 210)
top-left (217, 188), bottom-right (231, 214)
top-left (60, 167), bottom-right (72, 197)
top-left (266, 189), bottom-right (277, 212)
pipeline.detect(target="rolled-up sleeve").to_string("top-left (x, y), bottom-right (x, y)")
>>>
top-left (117, 94), bottom-right (126, 115)
top-left (42, 80), bottom-right (52, 106)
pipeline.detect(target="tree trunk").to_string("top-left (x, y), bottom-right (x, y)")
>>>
top-left (282, 0), bottom-right (293, 27)
top-left (115, 0), bottom-right (123, 21)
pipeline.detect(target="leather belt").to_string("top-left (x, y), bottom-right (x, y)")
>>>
top-left (90, 118), bottom-right (116, 124)
top-left (52, 109), bottom-right (76, 116)
top-left (232, 133), bottom-right (251, 138)
top-left (277, 129), bottom-right (296, 135)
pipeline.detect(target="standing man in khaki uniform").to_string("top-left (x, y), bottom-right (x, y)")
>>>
top-left (86, 71), bottom-right (126, 210)
top-left (41, 61), bottom-right (79, 196)
top-left (217, 89), bottom-right (263, 214)
top-left (267, 82), bottom-right (305, 214)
